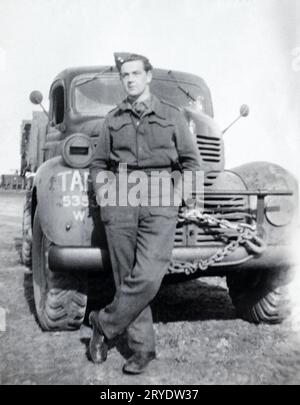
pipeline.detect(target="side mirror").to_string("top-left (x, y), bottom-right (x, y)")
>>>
top-left (223, 103), bottom-right (250, 134)
top-left (29, 90), bottom-right (50, 121)
top-left (29, 90), bottom-right (43, 105)
top-left (240, 104), bottom-right (250, 117)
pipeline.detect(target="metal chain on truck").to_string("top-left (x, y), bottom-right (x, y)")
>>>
top-left (169, 208), bottom-right (267, 275)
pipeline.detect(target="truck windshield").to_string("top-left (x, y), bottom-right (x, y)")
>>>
top-left (73, 74), bottom-right (209, 116)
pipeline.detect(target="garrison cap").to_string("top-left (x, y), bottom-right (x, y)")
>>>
top-left (114, 52), bottom-right (153, 72)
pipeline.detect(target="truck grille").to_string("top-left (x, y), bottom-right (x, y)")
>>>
top-left (196, 135), bottom-right (221, 163)
top-left (174, 193), bottom-right (250, 247)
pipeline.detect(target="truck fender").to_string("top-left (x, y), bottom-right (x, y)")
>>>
top-left (33, 157), bottom-right (96, 246)
top-left (231, 161), bottom-right (298, 245)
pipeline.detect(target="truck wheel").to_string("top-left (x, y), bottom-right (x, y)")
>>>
top-left (21, 192), bottom-right (32, 267)
top-left (32, 212), bottom-right (88, 331)
top-left (226, 269), bottom-right (289, 324)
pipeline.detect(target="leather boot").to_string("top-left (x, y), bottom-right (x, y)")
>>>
top-left (123, 351), bottom-right (156, 374)
top-left (89, 311), bottom-right (108, 364)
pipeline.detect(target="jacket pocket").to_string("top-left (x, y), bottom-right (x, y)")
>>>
top-left (109, 116), bottom-right (132, 131)
top-left (109, 119), bottom-right (133, 150)
top-left (147, 117), bottom-right (175, 149)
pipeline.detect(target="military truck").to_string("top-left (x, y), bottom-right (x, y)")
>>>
top-left (22, 65), bottom-right (298, 331)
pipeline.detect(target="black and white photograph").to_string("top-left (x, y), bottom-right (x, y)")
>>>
top-left (0, 0), bottom-right (299, 386)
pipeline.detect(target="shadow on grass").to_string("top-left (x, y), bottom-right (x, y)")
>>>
top-left (152, 278), bottom-right (236, 323)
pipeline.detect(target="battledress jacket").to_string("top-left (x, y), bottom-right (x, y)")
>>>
top-left (90, 94), bottom-right (202, 196)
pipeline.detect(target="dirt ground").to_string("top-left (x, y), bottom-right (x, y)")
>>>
top-left (1, 190), bottom-right (300, 385)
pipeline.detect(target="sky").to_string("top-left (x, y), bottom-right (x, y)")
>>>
top-left (0, 0), bottom-right (299, 180)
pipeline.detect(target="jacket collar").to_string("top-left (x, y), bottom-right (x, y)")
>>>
top-left (118, 94), bottom-right (167, 120)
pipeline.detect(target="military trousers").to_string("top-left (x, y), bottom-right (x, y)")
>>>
top-left (98, 204), bottom-right (178, 353)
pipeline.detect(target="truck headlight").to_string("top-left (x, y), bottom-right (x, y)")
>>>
top-left (265, 195), bottom-right (294, 227)
top-left (61, 133), bottom-right (94, 169)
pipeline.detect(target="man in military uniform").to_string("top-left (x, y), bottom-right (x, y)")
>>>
top-left (89, 53), bottom-right (201, 374)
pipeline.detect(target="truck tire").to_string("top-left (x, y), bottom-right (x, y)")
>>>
top-left (32, 211), bottom-right (88, 331)
top-left (226, 269), bottom-right (289, 324)
top-left (21, 192), bottom-right (32, 267)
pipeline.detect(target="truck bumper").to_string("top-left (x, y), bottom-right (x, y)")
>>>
top-left (172, 245), bottom-right (295, 272)
top-left (48, 244), bottom-right (295, 273)
top-left (49, 246), bottom-right (110, 272)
